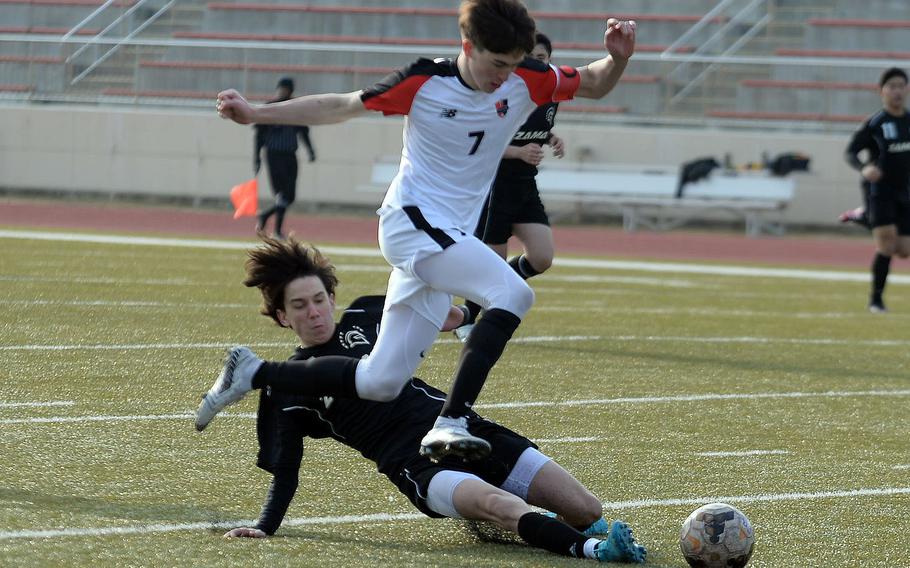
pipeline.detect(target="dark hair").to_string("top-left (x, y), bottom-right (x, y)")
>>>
top-left (276, 76), bottom-right (295, 91)
top-left (243, 236), bottom-right (338, 326)
top-left (459, 0), bottom-right (536, 55)
top-left (880, 67), bottom-right (908, 88)
top-left (535, 32), bottom-right (552, 56)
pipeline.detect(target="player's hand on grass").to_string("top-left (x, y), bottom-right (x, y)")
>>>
top-left (605, 18), bottom-right (636, 60)
top-left (517, 143), bottom-right (545, 166)
top-left (861, 164), bottom-right (882, 183)
top-left (224, 527), bottom-right (267, 538)
top-left (549, 134), bottom-right (565, 159)
top-left (217, 89), bottom-right (255, 125)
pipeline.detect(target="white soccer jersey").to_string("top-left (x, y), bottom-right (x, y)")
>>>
top-left (361, 57), bottom-right (581, 234)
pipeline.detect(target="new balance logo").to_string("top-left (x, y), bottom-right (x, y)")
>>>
top-left (440, 108), bottom-right (458, 118)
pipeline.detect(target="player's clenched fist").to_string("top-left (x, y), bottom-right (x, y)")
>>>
top-left (217, 89), bottom-right (254, 125)
top-left (605, 18), bottom-right (636, 60)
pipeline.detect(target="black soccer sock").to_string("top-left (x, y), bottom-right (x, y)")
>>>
top-left (508, 255), bottom-right (541, 280)
top-left (462, 301), bottom-right (482, 325)
top-left (440, 308), bottom-right (521, 418)
top-left (252, 356), bottom-right (359, 398)
top-left (273, 206), bottom-right (287, 235)
top-left (258, 206), bottom-right (275, 226)
top-left (516, 512), bottom-right (590, 558)
top-left (872, 253), bottom-right (891, 299)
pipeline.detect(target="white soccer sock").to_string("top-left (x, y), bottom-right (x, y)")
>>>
top-left (583, 538), bottom-right (600, 559)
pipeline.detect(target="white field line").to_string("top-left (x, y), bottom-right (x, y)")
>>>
top-left (0, 411), bottom-right (255, 425)
top-left (601, 487), bottom-right (910, 510)
top-left (2, 487), bottom-right (909, 541)
top-left (0, 512), bottom-right (426, 541)
top-left (0, 401), bottom-right (74, 409)
top-left (6, 389), bottom-right (909, 425)
top-left (534, 436), bottom-right (600, 443)
top-left (696, 450), bottom-right (790, 457)
top-left (4, 334), bottom-right (908, 352)
top-left (4, 298), bottom-right (907, 322)
top-left (479, 389), bottom-right (910, 409)
top-left (3, 229), bottom-right (908, 285)
top-left (894, 465), bottom-right (910, 470)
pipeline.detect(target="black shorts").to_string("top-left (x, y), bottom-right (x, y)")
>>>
top-left (391, 416), bottom-right (537, 518)
top-left (868, 188), bottom-right (910, 234)
top-left (476, 177), bottom-right (550, 245)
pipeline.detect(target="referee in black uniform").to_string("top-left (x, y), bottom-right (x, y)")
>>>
top-left (845, 67), bottom-right (910, 312)
top-left (254, 77), bottom-right (316, 239)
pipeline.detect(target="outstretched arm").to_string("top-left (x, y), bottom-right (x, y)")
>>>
top-left (574, 18), bottom-right (637, 100)
top-left (218, 90), bottom-right (368, 126)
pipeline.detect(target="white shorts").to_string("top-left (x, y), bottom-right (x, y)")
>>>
top-left (379, 206), bottom-right (472, 329)
top-left (378, 205), bottom-right (534, 329)
top-left (425, 448), bottom-right (552, 518)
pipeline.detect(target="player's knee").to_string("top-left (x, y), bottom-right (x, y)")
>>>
top-left (563, 494), bottom-right (603, 530)
top-left (526, 252), bottom-right (553, 273)
top-left (509, 280), bottom-right (535, 317)
top-left (354, 365), bottom-right (408, 402)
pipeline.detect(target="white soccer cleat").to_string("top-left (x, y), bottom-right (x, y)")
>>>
top-left (453, 323), bottom-right (475, 343)
top-left (195, 346), bottom-right (262, 432)
top-left (419, 416), bottom-right (491, 462)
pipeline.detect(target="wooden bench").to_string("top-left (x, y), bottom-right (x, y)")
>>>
top-left (361, 161), bottom-right (795, 237)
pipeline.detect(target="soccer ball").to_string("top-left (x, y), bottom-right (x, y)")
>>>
top-left (679, 502), bottom-right (755, 568)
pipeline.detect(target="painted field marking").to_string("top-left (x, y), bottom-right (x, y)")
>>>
top-left (6, 333), bottom-right (890, 352)
top-left (1, 487), bottom-right (908, 540)
top-left (601, 486), bottom-right (910, 510)
top-left (0, 411), bottom-right (254, 426)
top-left (3, 229), bottom-right (908, 285)
top-left (0, 401), bottom-right (74, 409)
top-left (5, 389), bottom-right (908, 425)
top-left (479, 389), bottom-right (910, 409)
top-left (894, 465), bottom-right (910, 470)
top-left (696, 450), bottom-right (790, 457)
top-left (535, 437), bottom-right (600, 444)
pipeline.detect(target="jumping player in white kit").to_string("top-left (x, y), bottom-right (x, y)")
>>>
top-left (199, 0), bottom-right (637, 462)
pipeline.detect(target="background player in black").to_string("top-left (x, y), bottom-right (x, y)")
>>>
top-left (457, 33), bottom-right (565, 340)
top-left (254, 77), bottom-right (317, 239)
top-left (207, 237), bottom-right (646, 564)
top-left (844, 67), bottom-right (910, 312)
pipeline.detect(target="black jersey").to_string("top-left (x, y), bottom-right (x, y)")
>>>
top-left (253, 296), bottom-right (478, 533)
top-left (495, 102), bottom-right (559, 180)
top-left (846, 109), bottom-right (910, 199)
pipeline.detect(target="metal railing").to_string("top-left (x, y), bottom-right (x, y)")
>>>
top-left (63, 0), bottom-right (179, 86)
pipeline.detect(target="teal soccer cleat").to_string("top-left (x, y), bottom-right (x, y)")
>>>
top-left (594, 520), bottom-right (647, 564)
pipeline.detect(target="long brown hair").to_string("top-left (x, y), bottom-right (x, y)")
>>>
top-left (243, 236), bottom-right (338, 326)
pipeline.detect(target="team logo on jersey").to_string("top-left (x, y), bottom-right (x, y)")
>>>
top-left (495, 98), bottom-right (509, 118)
top-left (339, 325), bottom-right (371, 349)
top-left (545, 106), bottom-right (556, 126)
top-left (440, 108), bottom-right (458, 119)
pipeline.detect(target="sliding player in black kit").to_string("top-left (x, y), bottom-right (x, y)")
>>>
top-left (203, 237), bottom-right (646, 564)
top-left (844, 67), bottom-right (910, 313)
top-left (455, 33), bottom-right (566, 341)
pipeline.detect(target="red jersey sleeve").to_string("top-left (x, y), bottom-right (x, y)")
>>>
top-left (360, 58), bottom-right (442, 116)
top-left (515, 59), bottom-right (581, 106)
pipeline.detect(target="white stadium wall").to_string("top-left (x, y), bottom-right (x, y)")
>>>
top-left (0, 104), bottom-right (861, 227)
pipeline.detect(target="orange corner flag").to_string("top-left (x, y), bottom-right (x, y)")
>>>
top-left (230, 178), bottom-right (258, 219)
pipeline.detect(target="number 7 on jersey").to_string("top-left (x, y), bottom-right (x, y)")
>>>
top-left (468, 130), bottom-right (485, 155)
